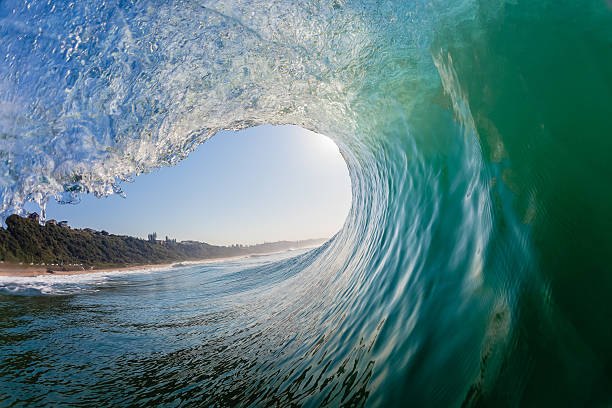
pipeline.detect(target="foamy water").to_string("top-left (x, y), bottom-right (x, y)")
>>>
top-left (0, 266), bottom-right (171, 295)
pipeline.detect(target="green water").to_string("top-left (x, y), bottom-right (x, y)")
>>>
top-left (436, 2), bottom-right (612, 405)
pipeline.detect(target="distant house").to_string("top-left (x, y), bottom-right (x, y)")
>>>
top-left (82, 228), bottom-right (96, 234)
top-left (58, 221), bottom-right (70, 229)
top-left (46, 219), bottom-right (57, 226)
top-left (27, 212), bottom-right (40, 222)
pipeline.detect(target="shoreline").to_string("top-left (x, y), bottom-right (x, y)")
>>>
top-left (0, 215), bottom-right (328, 279)
top-left (0, 244), bottom-right (324, 278)
top-left (0, 262), bottom-right (175, 278)
top-left (0, 256), bottom-right (245, 278)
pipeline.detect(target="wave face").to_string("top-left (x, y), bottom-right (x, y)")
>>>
top-left (1, 0), bottom-right (612, 406)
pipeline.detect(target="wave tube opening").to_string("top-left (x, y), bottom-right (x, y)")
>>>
top-left (27, 124), bottom-right (352, 246)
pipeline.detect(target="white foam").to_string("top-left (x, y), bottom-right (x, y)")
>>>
top-left (0, 265), bottom-right (171, 295)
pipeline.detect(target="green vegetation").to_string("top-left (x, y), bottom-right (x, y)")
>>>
top-left (0, 215), bottom-right (325, 268)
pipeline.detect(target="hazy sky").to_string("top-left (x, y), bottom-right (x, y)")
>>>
top-left (31, 125), bottom-right (352, 245)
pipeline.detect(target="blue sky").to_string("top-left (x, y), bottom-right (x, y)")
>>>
top-left (32, 125), bottom-right (351, 245)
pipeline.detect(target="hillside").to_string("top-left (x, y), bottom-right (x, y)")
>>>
top-left (0, 215), bottom-right (325, 268)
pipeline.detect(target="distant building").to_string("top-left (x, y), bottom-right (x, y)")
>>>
top-left (46, 219), bottom-right (57, 226)
top-left (82, 228), bottom-right (95, 234)
top-left (58, 221), bottom-right (70, 229)
top-left (27, 212), bottom-right (40, 222)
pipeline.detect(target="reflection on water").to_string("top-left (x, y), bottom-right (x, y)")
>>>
top-left (0, 249), bottom-right (373, 406)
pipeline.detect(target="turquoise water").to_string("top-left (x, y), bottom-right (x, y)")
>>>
top-left (1, 0), bottom-right (612, 406)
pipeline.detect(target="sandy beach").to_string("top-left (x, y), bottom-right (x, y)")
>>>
top-left (0, 262), bottom-right (176, 277)
top-left (0, 254), bottom-right (259, 278)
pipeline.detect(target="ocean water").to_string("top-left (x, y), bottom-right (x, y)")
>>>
top-left (1, 0), bottom-right (612, 406)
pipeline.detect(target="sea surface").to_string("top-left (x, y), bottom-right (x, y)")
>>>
top-left (1, 0), bottom-right (612, 406)
top-left (0, 250), bottom-right (335, 406)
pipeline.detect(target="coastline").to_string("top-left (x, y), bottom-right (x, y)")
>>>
top-left (0, 241), bottom-right (325, 278)
top-left (0, 262), bottom-right (175, 277)
top-left (0, 215), bottom-right (327, 278)
top-left (0, 253), bottom-right (258, 278)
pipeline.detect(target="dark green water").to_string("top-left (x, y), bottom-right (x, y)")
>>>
top-left (1, 0), bottom-right (612, 406)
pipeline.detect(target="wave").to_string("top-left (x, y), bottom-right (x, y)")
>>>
top-left (0, 265), bottom-right (170, 295)
top-left (1, 0), bottom-right (611, 405)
